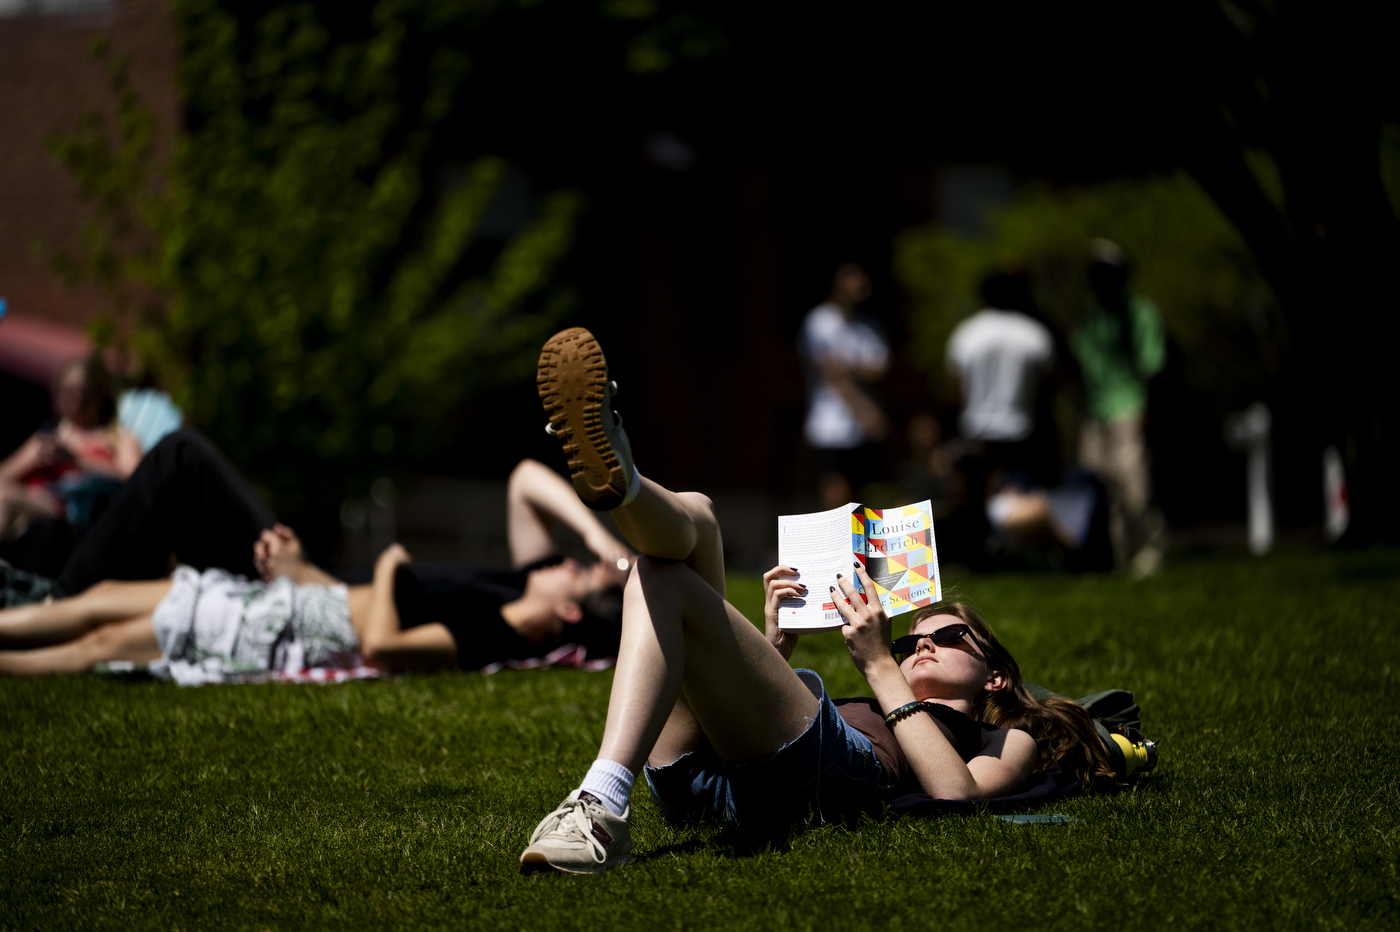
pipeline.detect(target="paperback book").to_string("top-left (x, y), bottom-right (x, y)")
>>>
top-left (776, 499), bottom-right (941, 632)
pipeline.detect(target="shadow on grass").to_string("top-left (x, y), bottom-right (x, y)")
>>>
top-left (635, 819), bottom-right (807, 863)
top-left (634, 838), bottom-right (709, 862)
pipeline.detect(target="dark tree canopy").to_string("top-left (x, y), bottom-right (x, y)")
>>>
top-left (53, 0), bottom-right (1400, 537)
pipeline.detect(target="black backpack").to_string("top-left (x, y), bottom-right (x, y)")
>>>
top-left (1075, 688), bottom-right (1158, 782)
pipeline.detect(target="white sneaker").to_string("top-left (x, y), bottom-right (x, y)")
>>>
top-left (537, 327), bottom-right (638, 511)
top-left (519, 790), bottom-right (634, 875)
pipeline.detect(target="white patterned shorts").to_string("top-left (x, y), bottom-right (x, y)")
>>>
top-left (152, 566), bottom-right (360, 680)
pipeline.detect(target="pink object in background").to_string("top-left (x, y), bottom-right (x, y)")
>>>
top-left (1323, 446), bottom-right (1349, 543)
top-left (0, 312), bottom-right (91, 385)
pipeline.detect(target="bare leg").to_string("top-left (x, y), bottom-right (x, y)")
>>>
top-left (611, 480), bottom-right (725, 597)
top-left (597, 557), bottom-right (818, 775)
top-left (605, 483), bottom-right (731, 761)
top-left (0, 579), bottom-right (171, 647)
top-left (648, 694), bottom-right (705, 769)
top-left (0, 615), bottom-right (160, 675)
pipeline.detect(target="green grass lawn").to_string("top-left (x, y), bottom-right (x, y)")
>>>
top-left (3, 548), bottom-right (1398, 930)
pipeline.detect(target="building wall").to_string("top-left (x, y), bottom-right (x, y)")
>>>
top-left (0, 0), bottom-right (178, 329)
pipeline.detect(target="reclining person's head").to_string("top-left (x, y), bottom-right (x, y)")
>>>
top-left (519, 559), bottom-right (625, 646)
top-left (902, 601), bottom-right (1117, 789)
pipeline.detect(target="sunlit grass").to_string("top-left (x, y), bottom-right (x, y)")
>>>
top-left (2, 548), bottom-right (1397, 930)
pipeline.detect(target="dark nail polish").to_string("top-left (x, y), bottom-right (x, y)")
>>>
top-left (829, 585), bottom-right (835, 592)
top-left (853, 561), bottom-right (861, 568)
top-left (836, 573), bottom-right (843, 579)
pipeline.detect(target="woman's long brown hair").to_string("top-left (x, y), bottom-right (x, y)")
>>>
top-left (907, 601), bottom-right (1116, 790)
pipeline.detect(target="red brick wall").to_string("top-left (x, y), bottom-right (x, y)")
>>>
top-left (0, 0), bottom-right (178, 329)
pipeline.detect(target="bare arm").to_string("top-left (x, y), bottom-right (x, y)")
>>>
top-left (507, 458), bottom-right (632, 569)
top-left (0, 434), bottom-right (50, 481)
top-left (818, 360), bottom-right (889, 442)
top-left (254, 525), bottom-right (340, 586)
top-left (111, 428), bottom-right (144, 479)
top-left (357, 544), bottom-right (457, 670)
top-left (833, 568), bottom-right (1038, 800)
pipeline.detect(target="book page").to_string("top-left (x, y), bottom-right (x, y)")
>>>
top-left (860, 500), bottom-right (940, 619)
top-left (776, 502), bottom-right (865, 632)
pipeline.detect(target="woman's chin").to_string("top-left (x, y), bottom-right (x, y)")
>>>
top-left (906, 675), bottom-right (976, 704)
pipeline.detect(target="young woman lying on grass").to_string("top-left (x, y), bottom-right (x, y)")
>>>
top-left (519, 327), bottom-right (1114, 875)
top-left (0, 438), bottom-right (630, 678)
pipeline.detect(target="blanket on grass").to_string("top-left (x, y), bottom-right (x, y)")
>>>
top-left (94, 641), bottom-right (613, 685)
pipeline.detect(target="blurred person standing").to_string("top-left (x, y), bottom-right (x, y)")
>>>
top-left (945, 271), bottom-right (1058, 563)
top-left (946, 271), bottom-right (1058, 482)
top-left (799, 263), bottom-right (891, 508)
top-left (1071, 240), bottom-right (1166, 575)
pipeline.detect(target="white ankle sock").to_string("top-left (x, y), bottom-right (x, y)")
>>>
top-left (620, 467), bottom-right (642, 507)
top-left (579, 758), bottom-right (635, 816)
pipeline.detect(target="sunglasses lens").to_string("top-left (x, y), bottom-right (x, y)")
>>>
top-left (892, 624), bottom-right (973, 658)
top-left (931, 624), bottom-right (969, 644)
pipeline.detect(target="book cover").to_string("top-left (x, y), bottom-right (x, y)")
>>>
top-left (776, 499), bottom-right (941, 632)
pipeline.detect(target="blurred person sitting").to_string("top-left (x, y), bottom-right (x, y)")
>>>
top-left (899, 410), bottom-right (986, 566)
top-left (799, 263), bottom-right (891, 508)
top-left (1070, 240), bottom-right (1166, 575)
top-left (0, 432), bottom-right (630, 676)
top-left (0, 356), bottom-right (142, 547)
top-left (983, 470), bottom-right (1113, 573)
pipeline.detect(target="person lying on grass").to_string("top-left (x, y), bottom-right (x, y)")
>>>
top-left (518, 327), bottom-right (1115, 875)
top-left (0, 437), bottom-right (631, 677)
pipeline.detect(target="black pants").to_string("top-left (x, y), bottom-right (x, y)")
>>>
top-left (53, 431), bottom-right (276, 597)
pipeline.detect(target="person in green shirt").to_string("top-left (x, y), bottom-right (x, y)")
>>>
top-left (1070, 240), bottom-right (1166, 575)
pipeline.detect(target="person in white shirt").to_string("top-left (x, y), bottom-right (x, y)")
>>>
top-left (945, 272), bottom-right (1059, 559)
top-left (798, 264), bottom-right (891, 507)
top-left (946, 273), bottom-right (1055, 447)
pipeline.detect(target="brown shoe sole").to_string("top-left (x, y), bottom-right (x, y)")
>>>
top-left (537, 327), bottom-right (627, 509)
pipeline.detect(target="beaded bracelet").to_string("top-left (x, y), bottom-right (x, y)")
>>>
top-left (884, 701), bottom-right (928, 727)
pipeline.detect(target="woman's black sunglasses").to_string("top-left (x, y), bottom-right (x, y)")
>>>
top-left (890, 623), bottom-right (983, 661)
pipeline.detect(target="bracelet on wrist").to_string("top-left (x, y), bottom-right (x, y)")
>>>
top-left (884, 701), bottom-right (928, 727)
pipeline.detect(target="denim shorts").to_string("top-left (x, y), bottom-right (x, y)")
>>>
top-left (643, 669), bottom-right (887, 827)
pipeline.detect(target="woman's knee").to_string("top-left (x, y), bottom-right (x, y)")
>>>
top-left (677, 492), bottom-right (719, 539)
top-left (506, 458), bottom-right (545, 495)
top-left (677, 491), bottom-right (715, 519)
top-left (74, 623), bottom-right (120, 659)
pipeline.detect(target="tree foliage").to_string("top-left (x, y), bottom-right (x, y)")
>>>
top-left (50, 0), bottom-right (585, 499)
top-left (895, 173), bottom-right (1282, 411)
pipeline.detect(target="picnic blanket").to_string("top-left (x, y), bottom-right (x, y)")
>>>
top-left (95, 659), bottom-right (393, 686)
top-left (93, 640), bottom-right (614, 685)
top-left (479, 643), bottom-right (615, 675)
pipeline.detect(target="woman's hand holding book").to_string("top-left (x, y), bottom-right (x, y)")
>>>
top-left (762, 565), bottom-right (805, 661)
top-left (833, 564), bottom-right (895, 679)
